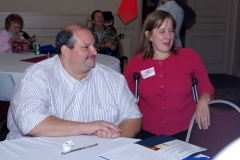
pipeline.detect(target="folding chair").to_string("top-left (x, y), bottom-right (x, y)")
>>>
top-left (186, 79), bottom-right (240, 157)
top-left (0, 101), bottom-right (10, 141)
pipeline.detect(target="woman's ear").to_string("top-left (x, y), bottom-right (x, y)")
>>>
top-left (145, 31), bottom-right (152, 41)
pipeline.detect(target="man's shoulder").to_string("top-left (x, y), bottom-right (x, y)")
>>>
top-left (24, 55), bottom-right (59, 77)
top-left (94, 63), bottom-right (123, 79)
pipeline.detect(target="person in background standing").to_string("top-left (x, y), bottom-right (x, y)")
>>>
top-left (175, 0), bottom-right (196, 47)
top-left (156, 0), bottom-right (184, 47)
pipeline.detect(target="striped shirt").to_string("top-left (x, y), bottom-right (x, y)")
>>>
top-left (7, 55), bottom-right (142, 140)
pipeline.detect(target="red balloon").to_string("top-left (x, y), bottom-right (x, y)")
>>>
top-left (118, 0), bottom-right (138, 24)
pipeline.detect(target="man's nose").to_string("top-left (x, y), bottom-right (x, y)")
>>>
top-left (92, 47), bottom-right (98, 55)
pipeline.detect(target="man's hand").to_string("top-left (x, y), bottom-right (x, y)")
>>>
top-left (94, 130), bottom-right (121, 138)
top-left (83, 120), bottom-right (121, 136)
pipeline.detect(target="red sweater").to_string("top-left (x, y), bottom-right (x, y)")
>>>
top-left (123, 48), bottom-right (214, 136)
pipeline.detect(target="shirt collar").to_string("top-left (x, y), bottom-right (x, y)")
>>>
top-left (57, 57), bottom-right (93, 90)
top-left (5, 29), bottom-right (22, 38)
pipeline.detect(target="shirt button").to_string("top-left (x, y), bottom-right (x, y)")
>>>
top-left (162, 108), bottom-right (165, 112)
top-left (159, 85), bottom-right (164, 88)
top-left (162, 120), bottom-right (166, 124)
top-left (159, 74), bottom-right (163, 77)
top-left (160, 96), bottom-right (164, 100)
top-left (158, 61), bottom-right (162, 65)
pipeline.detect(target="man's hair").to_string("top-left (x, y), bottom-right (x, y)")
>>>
top-left (135, 10), bottom-right (179, 59)
top-left (55, 23), bottom-right (90, 55)
top-left (5, 13), bottom-right (23, 30)
top-left (55, 30), bottom-right (75, 55)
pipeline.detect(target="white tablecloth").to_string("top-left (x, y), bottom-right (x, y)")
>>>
top-left (0, 52), bottom-right (120, 101)
top-left (0, 135), bottom-right (139, 160)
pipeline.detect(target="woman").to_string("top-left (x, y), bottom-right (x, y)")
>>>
top-left (89, 10), bottom-right (120, 57)
top-left (0, 13), bottom-right (25, 53)
top-left (123, 10), bottom-right (214, 141)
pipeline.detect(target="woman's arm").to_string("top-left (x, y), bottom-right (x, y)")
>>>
top-left (195, 93), bottom-right (211, 130)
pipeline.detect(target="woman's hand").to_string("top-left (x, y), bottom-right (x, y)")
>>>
top-left (195, 93), bottom-right (211, 130)
top-left (8, 35), bottom-right (18, 45)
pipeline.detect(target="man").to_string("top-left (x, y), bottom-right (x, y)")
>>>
top-left (156, 0), bottom-right (184, 47)
top-left (6, 23), bottom-right (142, 140)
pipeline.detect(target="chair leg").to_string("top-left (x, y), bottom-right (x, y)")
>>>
top-left (0, 120), bottom-right (9, 141)
top-left (236, 85), bottom-right (240, 105)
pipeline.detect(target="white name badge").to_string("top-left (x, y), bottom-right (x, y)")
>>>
top-left (141, 67), bottom-right (155, 79)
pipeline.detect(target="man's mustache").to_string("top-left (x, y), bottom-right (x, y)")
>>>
top-left (85, 55), bottom-right (96, 60)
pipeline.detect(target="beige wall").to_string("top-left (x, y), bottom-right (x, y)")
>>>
top-left (0, 0), bottom-right (121, 14)
top-left (0, 0), bottom-right (142, 59)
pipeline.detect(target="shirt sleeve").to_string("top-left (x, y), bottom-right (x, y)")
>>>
top-left (10, 67), bottom-right (52, 135)
top-left (0, 31), bottom-right (12, 53)
top-left (190, 49), bottom-right (215, 96)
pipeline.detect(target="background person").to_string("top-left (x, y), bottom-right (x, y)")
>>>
top-left (175, 0), bottom-right (196, 47)
top-left (89, 10), bottom-right (120, 57)
top-left (0, 13), bottom-right (24, 53)
top-left (156, 0), bottom-right (184, 47)
top-left (6, 23), bottom-right (142, 140)
top-left (123, 10), bottom-right (214, 141)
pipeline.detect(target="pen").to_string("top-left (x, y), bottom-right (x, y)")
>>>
top-left (61, 143), bottom-right (98, 155)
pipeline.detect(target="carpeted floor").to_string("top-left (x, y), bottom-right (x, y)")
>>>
top-left (208, 74), bottom-right (240, 105)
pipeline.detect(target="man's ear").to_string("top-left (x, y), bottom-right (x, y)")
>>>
top-left (61, 45), bottom-right (70, 59)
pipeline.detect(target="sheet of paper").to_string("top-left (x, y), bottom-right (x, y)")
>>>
top-left (152, 139), bottom-right (207, 159)
top-left (100, 139), bottom-right (207, 160)
top-left (100, 143), bottom-right (180, 160)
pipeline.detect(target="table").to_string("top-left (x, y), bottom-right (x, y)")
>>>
top-left (0, 52), bottom-right (120, 101)
top-left (0, 135), bottom-right (139, 160)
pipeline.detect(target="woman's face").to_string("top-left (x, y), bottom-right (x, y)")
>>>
top-left (146, 18), bottom-right (175, 55)
top-left (8, 22), bottom-right (21, 36)
top-left (92, 12), bottom-right (104, 28)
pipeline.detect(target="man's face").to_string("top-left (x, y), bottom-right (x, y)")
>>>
top-left (8, 22), bottom-right (21, 36)
top-left (67, 29), bottom-right (97, 74)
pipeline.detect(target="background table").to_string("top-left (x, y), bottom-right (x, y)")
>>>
top-left (0, 52), bottom-right (120, 101)
top-left (0, 135), bottom-right (139, 160)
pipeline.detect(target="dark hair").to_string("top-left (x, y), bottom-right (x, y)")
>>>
top-left (5, 13), bottom-right (24, 30)
top-left (91, 10), bottom-right (103, 20)
top-left (55, 30), bottom-right (74, 55)
top-left (136, 10), bottom-right (179, 59)
top-left (91, 10), bottom-right (104, 27)
top-left (55, 23), bottom-right (90, 55)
